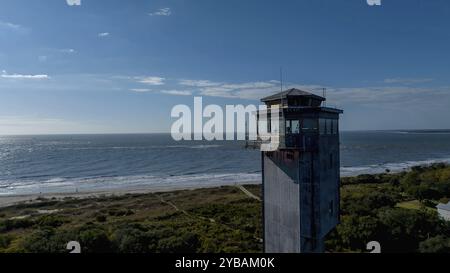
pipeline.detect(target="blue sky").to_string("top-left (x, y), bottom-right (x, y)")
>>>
top-left (0, 0), bottom-right (450, 134)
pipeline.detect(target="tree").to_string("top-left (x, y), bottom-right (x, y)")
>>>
top-left (79, 228), bottom-right (113, 253)
top-left (327, 215), bottom-right (381, 252)
top-left (377, 208), bottom-right (445, 252)
top-left (419, 236), bottom-right (450, 253)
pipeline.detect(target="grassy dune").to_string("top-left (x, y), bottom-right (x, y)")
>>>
top-left (0, 185), bottom-right (262, 253)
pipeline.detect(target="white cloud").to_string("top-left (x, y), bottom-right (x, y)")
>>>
top-left (149, 8), bottom-right (172, 16)
top-left (98, 32), bottom-right (110, 37)
top-left (198, 80), bottom-right (280, 99)
top-left (179, 79), bottom-right (222, 87)
top-left (178, 79), bottom-right (284, 99)
top-left (130, 75), bottom-right (450, 106)
top-left (222, 82), bottom-right (277, 90)
top-left (1, 70), bottom-right (49, 80)
top-left (130, 88), bottom-right (191, 96)
top-left (161, 90), bottom-right (192, 96)
top-left (175, 77), bottom-right (450, 108)
top-left (0, 20), bottom-right (29, 34)
top-left (0, 20), bottom-right (22, 30)
top-left (130, 88), bottom-right (153, 93)
top-left (384, 78), bottom-right (434, 84)
top-left (309, 85), bottom-right (450, 112)
top-left (136, 76), bottom-right (165, 86)
top-left (59, 48), bottom-right (77, 54)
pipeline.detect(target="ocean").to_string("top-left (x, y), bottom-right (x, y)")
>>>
top-left (1, 131), bottom-right (450, 196)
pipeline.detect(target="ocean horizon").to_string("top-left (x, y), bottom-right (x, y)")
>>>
top-left (1, 130), bottom-right (450, 196)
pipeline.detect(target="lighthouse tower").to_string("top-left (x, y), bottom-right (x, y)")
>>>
top-left (259, 88), bottom-right (343, 253)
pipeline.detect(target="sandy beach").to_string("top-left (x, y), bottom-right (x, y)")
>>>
top-left (0, 180), bottom-right (261, 208)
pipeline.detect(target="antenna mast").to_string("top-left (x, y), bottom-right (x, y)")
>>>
top-left (280, 67), bottom-right (283, 93)
top-left (322, 87), bottom-right (327, 107)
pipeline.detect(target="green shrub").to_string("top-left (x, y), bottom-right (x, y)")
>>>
top-left (376, 208), bottom-right (446, 252)
top-left (96, 214), bottom-right (107, 222)
top-left (108, 209), bottom-right (134, 217)
top-left (158, 232), bottom-right (200, 253)
top-left (112, 227), bottom-right (151, 253)
top-left (0, 234), bottom-right (13, 249)
top-left (20, 228), bottom-right (76, 253)
top-left (37, 215), bottom-right (67, 228)
top-left (422, 199), bottom-right (436, 208)
top-left (419, 236), bottom-right (450, 253)
top-left (79, 228), bottom-right (113, 253)
top-left (0, 218), bottom-right (34, 232)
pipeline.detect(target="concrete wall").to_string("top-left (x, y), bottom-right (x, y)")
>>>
top-left (263, 127), bottom-right (341, 253)
top-left (263, 151), bottom-right (301, 253)
top-left (317, 135), bottom-right (340, 238)
top-left (298, 151), bottom-right (324, 252)
top-left (264, 150), bottom-right (329, 253)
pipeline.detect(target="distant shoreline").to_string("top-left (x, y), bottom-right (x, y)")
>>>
top-left (1, 129), bottom-right (450, 137)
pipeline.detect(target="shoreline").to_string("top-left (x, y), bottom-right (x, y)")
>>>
top-left (0, 180), bottom-right (261, 208)
top-left (0, 163), bottom-right (449, 253)
top-left (1, 160), bottom-right (449, 208)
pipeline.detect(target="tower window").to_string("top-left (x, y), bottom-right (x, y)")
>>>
top-left (286, 120), bottom-right (292, 134)
top-left (326, 119), bottom-right (332, 134)
top-left (329, 200), bottom-right (334, 216)
top-left (302, 119), bottom-right (318, 131)
top-left (291, 120), bottom-right (300, 134)
top-left (319, 119), bottom-right (326, 135)
top-left (285, 120), bottom-right (300, 134)
top-left (329, 154), bottom-right (333, 169)
top-left (333, 120), bottom-right (339, 135)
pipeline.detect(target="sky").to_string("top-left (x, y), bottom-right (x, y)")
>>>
top-left (0, 0), bottom-right (450, 134)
